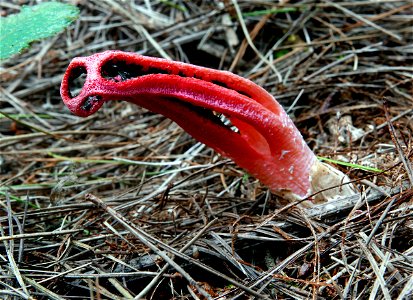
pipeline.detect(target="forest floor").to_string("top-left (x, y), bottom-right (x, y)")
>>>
top-left (0, 1), bottom-right (412, 299)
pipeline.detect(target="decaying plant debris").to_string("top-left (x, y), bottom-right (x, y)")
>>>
top-left (0, 1), bottom-right (412, 299)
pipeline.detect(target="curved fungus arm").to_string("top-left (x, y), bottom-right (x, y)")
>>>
top-left (60, 50), bottom-right (355, 205)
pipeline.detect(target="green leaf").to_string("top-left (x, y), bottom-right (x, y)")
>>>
top-left (274, 49), bottom-right (290, 59)
top-left (0, 2), bottom-right (79, 60)
top-left (317, 156), bottom-right (384, 173)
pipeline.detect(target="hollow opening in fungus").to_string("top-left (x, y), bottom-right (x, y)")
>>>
top-left (169, 100), bottom-right (272, 165)
top-left (211, 80), bottom-right (228, 89)
top-left (163, 97), bottom-right (240, 134)
top-left (101, 59), bottom-right (169, 82)
top-left (81, 95), bottom-right (102, 112)
top-left (100, 59), bottom-right (254, 100)
top-left (160, 97), bottom-right (271, 156)
top-left (212, 111), bottom-right (239, 133)
top-left (68, 66), bottom-right (87, 98)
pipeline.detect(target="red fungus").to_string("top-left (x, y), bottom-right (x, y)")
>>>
top-left (61, 51), bottom-right (355, 205)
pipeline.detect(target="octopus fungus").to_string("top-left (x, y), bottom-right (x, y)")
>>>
top-left (61, 51), bottom-right (355, 206)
